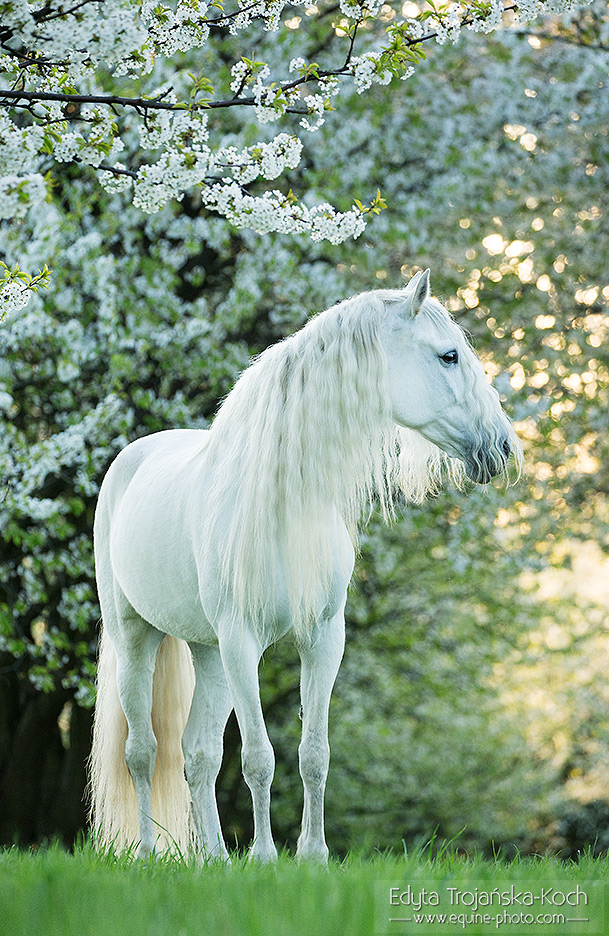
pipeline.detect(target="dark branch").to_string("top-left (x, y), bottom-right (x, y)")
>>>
top-left (345, 21), bottom-right (359, 66)
top-left (34, 0), bottom-right (103, 24)
top-left (202, 0), bottom-right (264, 25)
top-left (98, 162), bottom-right (137, 178)
top-left (0, 88), bottom-right (256, 110)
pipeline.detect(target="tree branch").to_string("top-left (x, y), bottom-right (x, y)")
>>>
top-left (35, 0), bottom-right (103, 25)
top-left (0, 88), bottom-right (258, 110)
top-left (0, 2), bottom-right (528, 121)
top-left (98, 162), bottom-right (137, 178)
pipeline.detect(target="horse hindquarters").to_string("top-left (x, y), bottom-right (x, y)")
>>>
top-left (89, 623), bottom-right (196, 856)
top-left (89, 460), bottom-right (196, 856)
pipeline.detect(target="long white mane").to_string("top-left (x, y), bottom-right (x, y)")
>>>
top-left (201, 289), bottom-right (491, 636)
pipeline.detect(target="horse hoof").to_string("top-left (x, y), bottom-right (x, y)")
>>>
top-left (136, 843), bottom-right (157, 860)
top-left (248, 845), bottom-right (278, 864)
top-left (298, 855), bottom-right (328, 865)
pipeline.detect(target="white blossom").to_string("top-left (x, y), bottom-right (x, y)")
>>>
top-left (0, 281), bottom-right (31, 318)
top-left (300, 94), bottom-right (326, 131)
top-left (349, 52), bottom-right (392, 93)
top-left (0, 118), bottom-right (45, 174)
top-left (217, 133), bottom-right (303, 185)
top-left (99, 165), bottom-right (133, 194)
top-left (431, 9), bottom-right (463, 44)
top-left (133, 148), bottom-right (213, 213)
top-left (142, 0), bottom-right (210, 56)
top-left (252, 69), bottom-right (287, 123)
top-left (339, 0), bottom-right (385, 17)
top-left (201, 182), bottom-right (365, 242)
top-left (318, 76), bottom-right (341, 97)
top-left (0, 174), bottom-right (47, 220)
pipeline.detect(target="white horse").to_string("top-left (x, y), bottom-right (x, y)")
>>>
top-left (88, 270), bottom-right (521, 862)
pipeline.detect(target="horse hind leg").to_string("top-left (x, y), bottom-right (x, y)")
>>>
top-left (183, 642), bottom-right (233, 861)
top-left (113, 600), bottom-right (165, 858)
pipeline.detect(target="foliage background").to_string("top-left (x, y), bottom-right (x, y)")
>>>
top-left (1, 0), bottom-right (609, 857)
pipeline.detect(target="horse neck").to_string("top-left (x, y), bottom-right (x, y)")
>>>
top-left (206, 306), bottom-right (394, 527)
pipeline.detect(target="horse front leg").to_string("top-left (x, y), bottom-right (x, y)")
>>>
top-left (218, 626), bottom-right (277, 863)
top-left (296, 609), bottom-right (345, 864)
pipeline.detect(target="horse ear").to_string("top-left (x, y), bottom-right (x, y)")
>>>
top-left (402, 269), bottom-right (431, 317)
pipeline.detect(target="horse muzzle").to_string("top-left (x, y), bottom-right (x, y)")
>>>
top-left (464, 438), bottom-right (511, 484)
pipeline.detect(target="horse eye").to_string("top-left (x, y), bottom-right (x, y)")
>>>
top-left (440, 350), bottom-right (459, 365)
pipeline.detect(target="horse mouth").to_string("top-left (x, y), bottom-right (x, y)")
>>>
top-left (465, 439), bottom-right (511, 484)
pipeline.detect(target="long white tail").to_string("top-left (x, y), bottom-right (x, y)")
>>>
top-left (88, 627), bottom-right (196, 855)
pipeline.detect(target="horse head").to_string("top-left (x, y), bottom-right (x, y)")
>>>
top-left (380, 270), bottom-right (521, 484)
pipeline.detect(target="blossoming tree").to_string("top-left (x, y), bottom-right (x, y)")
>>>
top-left (0, 0), bottom-right (592, 314)
top-left (1, 0), bottom-right (608, 851)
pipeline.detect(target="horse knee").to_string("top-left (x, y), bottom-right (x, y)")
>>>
top-left (183, 744), bottom-right (223, 787)
top-left (299, 739), bottom-right (330, 790)
top-left (242, 741), bottom-right (275, 791)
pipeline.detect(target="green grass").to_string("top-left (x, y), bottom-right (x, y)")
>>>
top-left (1, 841), bottom-right (609, 936)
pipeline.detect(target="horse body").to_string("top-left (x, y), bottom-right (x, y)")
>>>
top-left (99, 427), bottom-right (354, 644)
top-left (89, 271), bottom-right (520, 862)
top-left (99, 429), bottom-right (215, 642)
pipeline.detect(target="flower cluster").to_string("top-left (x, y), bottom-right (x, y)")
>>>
top-left (289, 57), bottom-right (307, 73)
top-left (230, 60), bottom-right (251, 93)
top-left (98, 165), bottom-right (133, 194)
top-left (339, 0), bottom-right (385, 18)
top-left (133, 148), bottom-right (213, 213)
top-left (300, 94), bottom-right (326, 131)
top-left (217, 133), bottom-right (303, 184)
top-left (349, 52), bottom-right (393, 93)
top-left (430, 8), bottom-right (466, 43)
top-left (142, 0), bottom-right (211, 56)
top-left (229, 60), bottom-right (289, 122)
top-left (252, 66), bottom-right (288, 123)
top-left (398, 16), bottom-right (426, 39)
top-left (307, 203), bottom-right (367, 243)
top-left (254, 84), bottom-right (286, 123)
top-left (465, 0), bottom-right (504, 33)
top-left (0, 174), bottom-right (47, 221)
top-left (202, 182), bottom-right (366, 243)
top-left (52, 107), bottom-right (125, 169)
top-left (0, 280), bottom-right (30, 319)
top-left (513, 0), bottom-right (591, 20)
top-left (0, 117), bottom-right (45, 175)
top-left (1, 0), bottom-right (147, 67)
top-left (0, 260), bottom-right (51, 319)
top-left (136, 96), bottom-right (211, 153)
